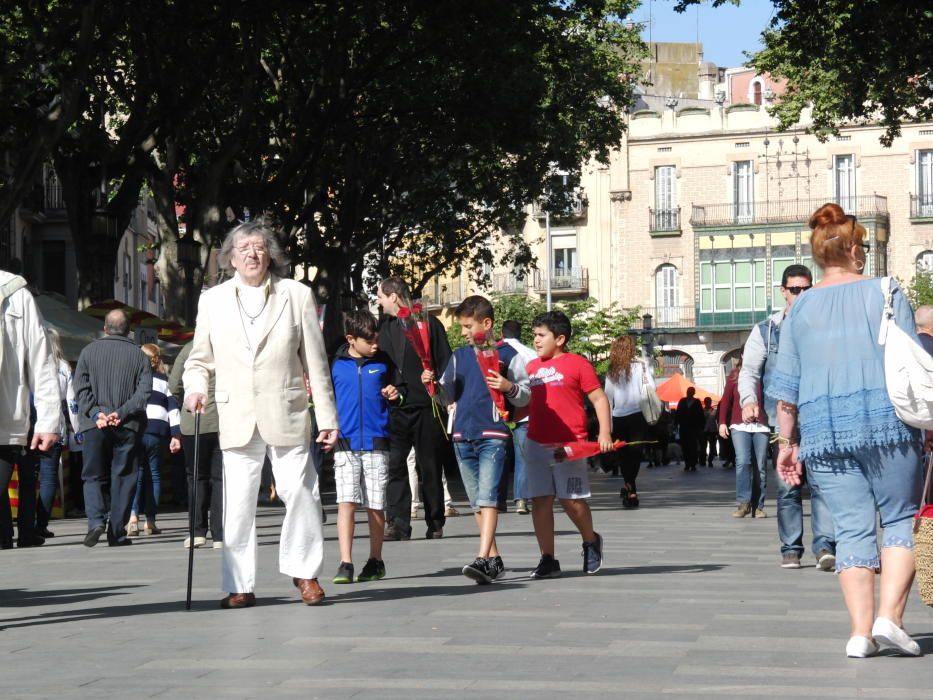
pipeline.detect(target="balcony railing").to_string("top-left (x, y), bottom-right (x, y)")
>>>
top-left (630, 306), bottom-right (772, 332)
top-left (532, 266), bottom-right (588, 294)
top-left (649, 207), bottom-right (680, 234)
top-left (910, 194), bottom-right (933, 219)
top-left (531, 194), bottom-right (587, 221)
top-left (420, 284), bottom-right (466, 309)
top-left (690, 194), bottom-right (888, 228)
top-left (490, 272), bottom-right (530, 295)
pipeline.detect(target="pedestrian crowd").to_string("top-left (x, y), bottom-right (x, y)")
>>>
top-left (1, 206), bottom-right (932, 659)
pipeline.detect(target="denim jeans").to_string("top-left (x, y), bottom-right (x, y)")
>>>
top-left (36, 442), bottom-right (62, 531)
top-left (776, 465), bottom-right (835, 557)
top-left (132, 433), bottom-right (163, 520)
top-left (807, 442), bottom-right (922, 572)
top-left (83, 426), bottom-right (142, 539)
top-left (453, 438), bottom-right (506, 510)
top-left (512, 422), bottom-right (528, 501)
top-left (732, 429), bottom-right (769, 509)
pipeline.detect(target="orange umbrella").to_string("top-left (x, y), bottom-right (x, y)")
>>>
top-left (655, 372), bottom-right (720, 408)
top-left (83, 300), bottom-right (193, 344)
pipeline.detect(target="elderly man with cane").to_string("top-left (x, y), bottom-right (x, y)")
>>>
top-left (184, 221), bottom-right (338, 609)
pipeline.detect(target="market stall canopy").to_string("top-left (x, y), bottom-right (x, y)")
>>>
top-left (34, 293), bottom-right (102, 361)
top-left (655, 372), bottom-right (720, 407)
top-left (82, 300), bottom-right (194, 345)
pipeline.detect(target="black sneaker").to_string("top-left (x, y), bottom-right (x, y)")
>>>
top-left (488, 555), bottom-right (506, 581)
top-left (357, 558), bottom-right (386, 582)
top-left (462, 557), bottom-right (492, 584)
top-left (582, 532), bottom-right (603, 574)
top-left (529, 554), bottom-right (562, 579)
top-left (333, 561), bottom-right (355, 584)
top-left (83, 525), bottom-right (106, 548)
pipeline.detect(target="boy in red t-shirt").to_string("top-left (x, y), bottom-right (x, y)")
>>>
top-left (525, 311), bottom-right (613, 577)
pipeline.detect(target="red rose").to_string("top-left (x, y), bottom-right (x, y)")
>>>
top-left (397, 306), bottom-right (411, 319)
top-left (473, 331), bottom-right (487, 345)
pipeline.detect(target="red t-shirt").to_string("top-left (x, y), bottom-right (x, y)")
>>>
top-left (527, 352), bottom-right (601, 443)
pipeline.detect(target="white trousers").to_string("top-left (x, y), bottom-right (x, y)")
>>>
top-left (407, 446), bottom-right (452, 510)
top-left (221, 429), bottom-right (324, 593)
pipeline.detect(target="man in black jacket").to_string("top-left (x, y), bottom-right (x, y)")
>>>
top-left (376, 278), bottom-right (452, 540)
top-left (675, 387), bottom-right (705, 472)
top-left (74, 309), bottom-right (152, 547)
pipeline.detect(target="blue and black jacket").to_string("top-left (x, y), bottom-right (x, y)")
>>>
top-left (439, 343), bottom-right (530, 442)
top-left (331, 345), bottom-right (399, 451)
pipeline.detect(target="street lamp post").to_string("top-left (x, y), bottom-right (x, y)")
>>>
top-left (545, 209), bottom-right (552, 311)
top-left (176, 235), bottom-right (202, 325)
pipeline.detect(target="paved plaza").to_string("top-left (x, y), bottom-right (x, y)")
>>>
top-left (3, 462), bottom-right (933, 699)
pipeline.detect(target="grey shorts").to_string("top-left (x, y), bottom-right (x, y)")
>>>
top-left (524, 438), bottom-right (591, 500)
top-left (334, 450), bottom-right (388, 509)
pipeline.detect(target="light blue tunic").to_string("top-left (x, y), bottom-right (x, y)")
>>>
top-left (766, 278), bottom-right (920, 460)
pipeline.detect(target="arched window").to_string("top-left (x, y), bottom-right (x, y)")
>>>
top-left (721, 348), bottom-right (743, 383)
top-left (655, 264), bottom-right (680, 325)
top-left (917, 250), bottom-right (933, 274)
top-left (657, 351), bottom-right (694, 381)
top-left (752, 81), bottom-right (762, 105)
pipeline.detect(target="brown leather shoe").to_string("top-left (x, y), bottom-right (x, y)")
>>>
top-left (220, 592), bottom-right (256, 609)
top-left (292, 577), bottom-right (325, 605)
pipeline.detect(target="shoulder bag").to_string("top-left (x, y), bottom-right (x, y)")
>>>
top-left (913, 452), bottom-right (933, 607)
top-left (638, 361), bottom-right (663, 426)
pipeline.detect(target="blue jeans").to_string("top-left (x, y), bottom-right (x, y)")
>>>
top-left (807, 442), bottom-right (922, 572)
top-left (132, 433), bottom-right (163, 520)
top-left (776, 465), bottom-right (835, 557)
top-left (36, 443), bottom-right (62, 531)
top-left (512, 423), bottom-right (528, 501)
top-left (453, 438), bottom-right (506, 510)
top-left (732, 430), bottom-right (768, 509)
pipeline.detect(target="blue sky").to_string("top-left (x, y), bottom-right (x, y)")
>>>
top-left (629, 0), bottom-right (776, 69)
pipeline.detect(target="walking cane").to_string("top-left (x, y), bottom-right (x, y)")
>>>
top-left (185, 411), bottom-right (201, 610)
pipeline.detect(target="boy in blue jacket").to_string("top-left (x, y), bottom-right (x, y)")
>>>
top-left (331, 310), bottom-right (399, 584)
top-left (440, 295), bottom-right (530, 584)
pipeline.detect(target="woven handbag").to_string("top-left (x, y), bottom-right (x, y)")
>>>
top-left (914, 453), bottom-right (933, 607)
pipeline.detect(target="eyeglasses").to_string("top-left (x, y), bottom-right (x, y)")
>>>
top-left (784, 286), bottom-right (811, 296)
top-left (235, 243), bottom-right (267, 256)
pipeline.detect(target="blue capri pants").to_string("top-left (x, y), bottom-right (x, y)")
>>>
top-left (806, 442), bottom-right (923, 573)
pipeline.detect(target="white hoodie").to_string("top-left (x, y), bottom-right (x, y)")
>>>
top-left (0, 271), bottom-right (60, 445)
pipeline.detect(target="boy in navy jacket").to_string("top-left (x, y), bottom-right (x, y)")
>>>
top-left (440, 295), bottom-right (530, 584)
top-left (330, 310), bottom-right (399, 584)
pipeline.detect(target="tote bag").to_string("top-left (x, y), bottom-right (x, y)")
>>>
top-left (639, 362), bottom-right (663, 426)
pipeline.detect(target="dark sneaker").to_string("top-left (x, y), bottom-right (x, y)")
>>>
top-left (488, 555), bottom-right (506, 581)
top-left (357, 558), bottom-right (386, 582)
top-left (83, 525), bottom-right (106, 548)
top-left (582, 532), bottom-right (603, 574)
top-left (425, 527), bottom-right (443, 539)
top-left (815, 550), bottom-right (836, 572)
top-left (529, 554), bottom-right (562, 579)
top-left (462, 557), bottom-right (492, 584)
top-left (781, 552), bottom-right (802, 569)
top-left (333, 561), bottom-right (354, 584)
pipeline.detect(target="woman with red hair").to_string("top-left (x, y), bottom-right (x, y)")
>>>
top-left (768, 203), bottom-right (924, 658)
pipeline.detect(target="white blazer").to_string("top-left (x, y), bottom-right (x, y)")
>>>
top-left (183, 274), bottom-right (338, 450)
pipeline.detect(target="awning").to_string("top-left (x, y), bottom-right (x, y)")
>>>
top-left (82, 300), bottom-right (194, 345)
top-left (655, 372), bottom-right (720, 407)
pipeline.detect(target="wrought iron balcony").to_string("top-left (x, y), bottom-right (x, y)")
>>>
top-left (690, 195), bottom-right (888, 228)
top-left (532, 266), bottom-right (588, 295)
top-left (489, 272), bottom-right (530, 295)
top-left (629, 305), bottom-right (772, 332)
top-left (910, 194), bottom-right (933, 219)
top-left (530, 194), bottom-right (587, 221)
top-left (649, 207), bottom-right (681, 234)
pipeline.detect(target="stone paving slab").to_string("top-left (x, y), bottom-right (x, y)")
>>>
top-left (2, 461), bottom-right (933, 699)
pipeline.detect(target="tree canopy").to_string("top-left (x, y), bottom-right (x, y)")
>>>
top-left (675, 1), bottom-right (933, 145)
top-left (1, 1), bottom-right (645, 316)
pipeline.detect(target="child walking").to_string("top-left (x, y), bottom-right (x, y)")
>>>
top-left (331, 310), bottom-right (399, 584)
top-left (525, 311), bottom-right (612, 577)
top-left (440, 296), bottom-right (530, 584)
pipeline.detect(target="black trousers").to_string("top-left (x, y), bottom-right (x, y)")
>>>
top-left (0, 445), bottom-right (37, 545)
top-left (182, 432), bottom-right (223, 540)
top-left (703, 433), bottom-right (718, 462)
top-left (386, 406), bottom-right (447, 534)
top-left (82, 426), bottom-right (141, 540)
top-left (680, 430), bottom-right (700, 469)
top-left (611, 413), bottom-right (648, 489)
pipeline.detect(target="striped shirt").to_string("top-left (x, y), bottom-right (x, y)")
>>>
top-left (145, 371), bottom-right (181, 438)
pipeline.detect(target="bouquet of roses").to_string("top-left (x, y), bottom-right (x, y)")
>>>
top-left (472, 330), bottom-right (509, 421)
top-left (397, 302), bottom-right (436, 396)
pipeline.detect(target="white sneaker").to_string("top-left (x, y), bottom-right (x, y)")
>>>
top-left (184, 536), bottom-right (207, 549)
top-left (872, 617), bottom-right (922, 656)
top-left (212, 541), bottom-right (224, 549)
top-left (845, 636), bottom-right (879, 658)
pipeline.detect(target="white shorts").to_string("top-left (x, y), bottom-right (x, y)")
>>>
top-left (334, 450), bottom-right (388, 510)
top-left (524, 438), bottom-right (592, 500)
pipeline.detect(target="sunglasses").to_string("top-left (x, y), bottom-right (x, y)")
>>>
top-left (847, 215), bottom-right (871, 252)
top-left (784, 286), bottom-right (811, 296)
